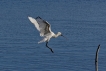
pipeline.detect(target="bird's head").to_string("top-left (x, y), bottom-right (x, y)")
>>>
top-left (57, 32), bottom-right (67, 39)
top-left (57, 32), bottom-right (62, 36)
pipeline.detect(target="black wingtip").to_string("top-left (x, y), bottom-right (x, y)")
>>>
top-left (36, 16), bottom-right (42, 19)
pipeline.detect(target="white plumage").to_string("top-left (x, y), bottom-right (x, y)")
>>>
top-left (28, 16), bottom-right (65, 53)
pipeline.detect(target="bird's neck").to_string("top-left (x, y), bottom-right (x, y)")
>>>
top-left (53, 33), bottom-right (60, 38)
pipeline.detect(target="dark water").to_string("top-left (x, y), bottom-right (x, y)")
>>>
top-left (0, 0), bottom-right (106, 71)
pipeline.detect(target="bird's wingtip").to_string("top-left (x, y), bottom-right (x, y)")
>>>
top-left (28, 16), bottom-right (42, 19)
top-left (28, 16), bottom-right (31, 18)
top-left (28, 16), bottom-right (33, 20)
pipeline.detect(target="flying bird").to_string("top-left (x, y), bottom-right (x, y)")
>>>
top-left (28, 16), bottom-right (66, 53)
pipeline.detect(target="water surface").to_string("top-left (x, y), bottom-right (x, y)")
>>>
top-left (0, 0), bottom-right (106, 71)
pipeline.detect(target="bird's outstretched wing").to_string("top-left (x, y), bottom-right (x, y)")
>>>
top-left (28, 16), bottom-right (52, 37)
top-left (28, 17), bottom-right (40, 31)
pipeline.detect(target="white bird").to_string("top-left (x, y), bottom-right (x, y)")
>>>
top-left (28, 16), bottom-right (66, 53)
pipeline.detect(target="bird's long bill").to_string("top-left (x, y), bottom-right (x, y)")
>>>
top-left (61, 35), bottom-right (68, 39)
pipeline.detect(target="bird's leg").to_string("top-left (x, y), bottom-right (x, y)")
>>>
top-left (46, 42), bottom-right (54, 53)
